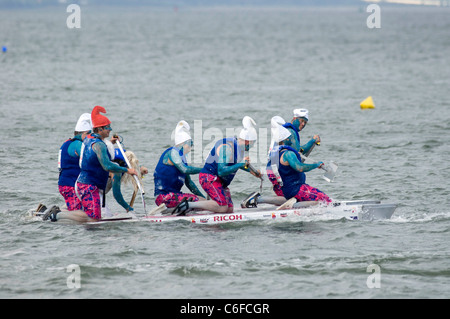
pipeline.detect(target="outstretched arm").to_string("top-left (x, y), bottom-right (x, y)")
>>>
top-left (93, 142), bottom-right (129, 174)
top-left (240, 160), bottom-right (262, 178)
top-left (217, 144), bottom-right (245, 177)
top-left (167, 149), bottom-right (202, 175)
top-left (283, 150), bottom-right (323, 173)
top-left (300, 136), bottom-right (320, 156)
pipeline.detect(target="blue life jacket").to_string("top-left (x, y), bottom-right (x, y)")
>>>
top-left (269, 145), bottom-right (305, 199)
top-left (154, 147), bottom-right (187, 196)
top-left (201, 137), bottom-right (242, 188)
top-left (114, 148), bottom-right (125, 162)
top-left (78, 133), bottom-right (110, 190)
top-left (58, 137), bottom-right (81, 187)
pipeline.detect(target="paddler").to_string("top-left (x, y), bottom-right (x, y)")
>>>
top-left (267, 120), bottom-right (331, 204)
top-left (56, 113), bottom-right (92, 211)
top-left (242, 110), bottom-right (322, 207)
top-left (285, 108), bottom-right (321, 155)
top-left (43, 106), bottom-right (138, 222)
top-left (242, 116), bottom-right (294, 207)
top-left (194, 116), bottom-right (262, 214)
top-left (43, 148), bottom-right (146, 222)
top-left (151, 121), bottom-right (205, 214)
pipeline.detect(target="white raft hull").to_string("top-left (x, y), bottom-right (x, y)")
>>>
top-left (140, 200), bottom-right (397, 225)
top-left (32, 200), bottom-right (396, 225)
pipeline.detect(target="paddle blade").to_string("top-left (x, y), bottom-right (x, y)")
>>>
top-left (322, 161), bottom-right (338, 182)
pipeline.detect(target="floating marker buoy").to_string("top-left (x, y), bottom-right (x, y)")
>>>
top-left (2, 46), bottom-right (7, 53)
top-left (360, 96), bottom-right (375, 109)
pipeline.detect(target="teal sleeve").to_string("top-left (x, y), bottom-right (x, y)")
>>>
top-left (217, 144), bottom-right (245, 177)
top-left (93, 142), bottom-right (128, 174)
top-left (185, 175), bottom-right (205, 198)
top-left (167, 149), bottom-right (202, 175)
top-left (286, 127), bottom-right (301, 151)
top-left (300, 138), bottom-right (317, 155)
top-left (68, 140), bottom-right (82, 157)
top-left (112, 173), bottom-right (132, 211)
top-left (283, 150), bottom-right (321, 173)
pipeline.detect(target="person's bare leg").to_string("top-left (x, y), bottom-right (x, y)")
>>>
top-left (181, 200), bottom-right (229, 213)
top-left (57, 209), bottom-right (98, 223)
top-left (257, 196), bottom-right (286, 206)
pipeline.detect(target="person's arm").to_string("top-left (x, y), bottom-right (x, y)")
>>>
top-left (283, 150), bottom-right (323, 173)
top-left (166, 149), bottom-right (202, 175)
top-left (238, 157), bottom-right (262, 178)
top-left (92, 142), bottom-right (129, 174)
top-left (217, 144), bottom-right (245, 177)
top-left (300, 136), bottom-right (320, 155)
top-left (68, 140), bottom-right (82, 157)
top-left (185, 174), bottom-right (205, 198)
top-left (112, 173), bottom-right (133, 212)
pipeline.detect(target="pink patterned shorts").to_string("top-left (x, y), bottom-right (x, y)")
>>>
top-left (155, 193), bottom-right (199, 208)
top-left (294, 184), bottom-right (332, 203)
top-left (266, 171), bottom-right (284, 197)
top-left (199, 173), bottom-right (233, 207)
top-left (58, 185), bottom-right (82, 211)
top-left (76, 182), bottom-right (102, 220)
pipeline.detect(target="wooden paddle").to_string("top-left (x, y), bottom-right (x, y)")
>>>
top-left (129, 185), bottom-right (138, 208)
top-left (114, 135), bottom-right (147, 215)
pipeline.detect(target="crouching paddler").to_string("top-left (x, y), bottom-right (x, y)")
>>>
top-left (43, 106), bottom-right (137, 222)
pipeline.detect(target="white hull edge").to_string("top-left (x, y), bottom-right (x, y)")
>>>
top-left (31, 200), bottom-right (397, 225)
top-left (140, 200), bottom-right (397, 225)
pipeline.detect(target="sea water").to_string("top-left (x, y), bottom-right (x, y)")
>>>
top-left (0, 5), bottom-right (449, 300)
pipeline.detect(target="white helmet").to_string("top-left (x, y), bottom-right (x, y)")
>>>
top-left (74, 113), bottom-right (92, 132)
top-left (239, 116), bottom-right (257, 141)
top-left (293, 108), bottom-right (309, 121)
top-left (172, 120), bottom-right (192, 145)
top-left (271, 117), bottom-right (291, 143)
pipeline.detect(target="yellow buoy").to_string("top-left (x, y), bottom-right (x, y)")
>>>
top-left (360, 96), bottom-right (375, 109)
